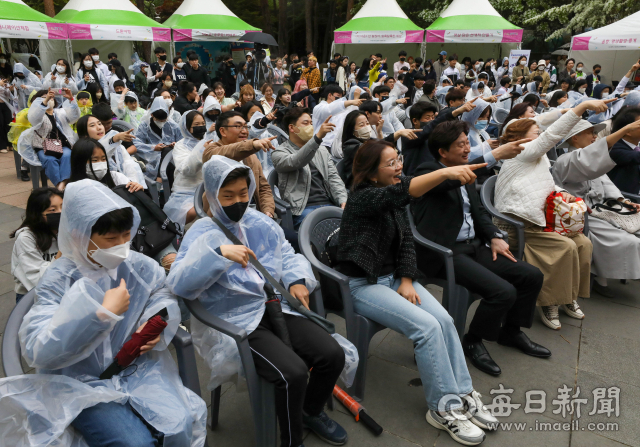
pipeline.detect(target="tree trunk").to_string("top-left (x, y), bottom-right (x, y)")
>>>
top-left (43, 0), bottom-right (55, 17)
top-left (346, 0), bottom-right (354, 21)
top-left (305, 0), bottom-right (313, 53)
top-left (312, 0), bottom-right (319, 53)
top-left (260, 0), bottom-right (272, 35)
top-left (322, 0), bottom-right (335, 62)
top-left (278, 0), bottom-right (288, 55)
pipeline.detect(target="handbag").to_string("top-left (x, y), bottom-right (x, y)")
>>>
top-left (35, 125), bottom-right (64, 159)
top-left (544, 191), bottom-right (587, 237)
top-left (591, 199), bottom-right (640, 233)
top-left (209, 215), bottom-right (336, 335)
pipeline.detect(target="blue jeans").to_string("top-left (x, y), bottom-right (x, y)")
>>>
top-left (349, 274), bottom-right (473, 411)
top-left (71, 401), bottom-right (162, 447)
top-left (36, 147), bottom-right (71, 186)
top-left (293, 204), bottom-right (332, 230)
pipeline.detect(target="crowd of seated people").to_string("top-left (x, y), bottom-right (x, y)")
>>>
top-left (4, 48), bottom-right (640, 447)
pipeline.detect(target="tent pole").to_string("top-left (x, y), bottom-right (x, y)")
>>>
top-left (66, 39), bottom-right (75, 75)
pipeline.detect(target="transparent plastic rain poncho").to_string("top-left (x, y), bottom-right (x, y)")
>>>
top-left (133, 96), bottom-right (183, 180)
top-left (462, 98), bottom-right (493, 160)
top-left (0, 80), bottom-right (16, 115)
top-left (202, 95), bottom-right (221, 142)
top-left (11, 63), bottom-right (42, 110)
top-left (436, 85), bottom-right (453, 106)
top-left (17, 96), bottom-right (80, 167)
top-left (99, 129), bottom-right (146, 186)
top-left (75, 65), bottom-right (110, 101)
top-left (163, 112), bottom-right (206, 229)
top-left (248, 109), bottom-right (276, 175)
top-left (2, 180), bottom-right (207, 447)
top-left (166, 156), bottom-right (358, 389)
top-left (129, 52), bottom-right (142, 76)
top-left (111, 91), bottom-right (146, 130)
top-left (497, 85), bottom-right (524, 111)
top-left (42, 70), bottom-right (79, 105)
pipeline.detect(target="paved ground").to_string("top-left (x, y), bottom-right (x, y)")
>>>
top-left (0, 150), bottom-right (638, 447)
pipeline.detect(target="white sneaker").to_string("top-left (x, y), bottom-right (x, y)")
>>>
top-left (427, 409), bottom-right (485, 446)
top-left (539, 305), bottom-right (561, 330)
top-left (463, 390), bottom-right (498, 431)
top-left (562, 300), bottom-right (584, 320)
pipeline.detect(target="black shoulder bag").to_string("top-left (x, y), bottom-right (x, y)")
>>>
top-left (209, 216), bottom-right (335, 337)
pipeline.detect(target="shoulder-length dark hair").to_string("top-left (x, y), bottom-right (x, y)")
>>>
top-left (68, 138), bottom-right (116, 189)
top-left (549, 91), bottom-right (568, 108)
top-left (355, 58), bottom-right (372, 82)
top-left (10, 187), bottom-right (63, 252)
top-left (79, 53), bottom-right (97, 72)
top-left (54, 58), bottom-right (72, 77)
top-left (86, 82), bottom-right (106, 104)
top-left (351, 139), bottom-right (396, 191)
top-left (500, 103), bottom-right (533, 135)
top-left (342, 110), bottom-right (367, 145)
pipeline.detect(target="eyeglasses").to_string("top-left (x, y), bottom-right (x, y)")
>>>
top-left (382, 154), bottom-right (404, 169)
top-left (220, 124), bottom-right (250, 130)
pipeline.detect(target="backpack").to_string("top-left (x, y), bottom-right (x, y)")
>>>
top-left (111, 185), bottom-right (181, 258)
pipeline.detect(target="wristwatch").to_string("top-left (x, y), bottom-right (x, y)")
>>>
top-left (493, 232), bottom-right (505, 240)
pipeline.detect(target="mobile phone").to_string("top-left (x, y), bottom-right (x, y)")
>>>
top-left (58, 89), bottom-right (63, 94)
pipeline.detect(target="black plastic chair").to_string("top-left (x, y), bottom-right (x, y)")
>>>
top-left (183, 298), bottom-right (277, 447)
top-left (194, 182), bottom-right (207, 219)
top-left (2, 289), bottom-right (208, 445)
top-left (405, 205), bottom-right (482, 339)
top-left (297, 206), bottom-right (385, 401)
top-left (13, 149), bottom-right (22, 179)
top-left (480, 175), bottom-right (525, 259)
top-left (335, 158), bottom-right (345, 179)
top-left (266, 170), bottom-right (294, 231)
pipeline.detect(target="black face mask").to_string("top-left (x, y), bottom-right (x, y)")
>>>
top-left (159, 55), bottom-right (167, 61)
top-left (192, 125), bottom-right (207, 139)
top-left (400, 57), bottom-right (406, 62)
top-left (15, 74), bottom-right (24, 79)
top-left (594, 69), bottom-right (601, 74)
top-left (222, 201), bottom-right (249, 222)
top-left (45, 212), bottom-right (61, 232)
top-left (380, 95), bottom-right (389, 102)
top-left (293, 59), bottom-right (299, 64)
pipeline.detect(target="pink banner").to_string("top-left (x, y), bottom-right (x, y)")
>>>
top-left (45, 23), bottom-right (68, 40)
top-left (68, 23), bottom-right (92, 40)
top-left (406, 30), bottom-right (425, 43)
top-left (426, 30), bottom-right (445, 43)
top-left (571, 36), bottom-right (591, 51)
top-left (334, 31), bottom-right (352, 44)
top-left (152, 27), bottom-right (171, 42)
top-left (501, 29), bottom-right (523, 43)
top-left (173, 29), bottom-right (192, 42)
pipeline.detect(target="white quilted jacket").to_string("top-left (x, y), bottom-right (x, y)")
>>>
top-left (495, 111), bottom-right (581, 226)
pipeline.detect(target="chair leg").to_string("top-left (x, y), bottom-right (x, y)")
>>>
top-left (30, 165), bottom-right (39, 190)
top-left (327, 394), bottom-right (335, 411)
top-left (345, 318), bottom-right (378, 402)
top-left (40, 168), bottom-right (47, 187)
top-left (13, 150), bottom-right (21, 179)
top-left (210, 386), bottom-right (221, 429)
top-left (621, 279), bottom-right (628, 285)
top-left (447, 285), bottom-right (472, 340)
top-left (257, 381), bottom-right (277, 447)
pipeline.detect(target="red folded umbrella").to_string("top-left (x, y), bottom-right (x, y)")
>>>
top-left (100, 315), bottom-right (167, 380)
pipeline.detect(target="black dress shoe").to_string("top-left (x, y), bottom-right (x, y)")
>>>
top-left (497, 330), bottom-right (551, 358)
top-left (20, 171), bottom-right (30, 182)
top-left (462, 335), bottom-right (501, 376)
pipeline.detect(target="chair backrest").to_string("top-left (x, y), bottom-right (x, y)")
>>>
top-left (480, 174), bottom-right (497, 211)
top-left (493, 107), bottom-right (509, 125)
top-left (2, 289), bottom-right (36, 377)
top-left (194, 182), bottom-right (207, 219)
top-left (160, 151), bottom-right (174, 202)
top-left (267, 169), bottom-right (278, 194)
top-left (298, 206), bottom-right (344, 311)
top-left (111, 120), bottom-right (134, 133)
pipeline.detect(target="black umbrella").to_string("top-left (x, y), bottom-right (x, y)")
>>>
top-left (240, 32), bottom-right (279, 47)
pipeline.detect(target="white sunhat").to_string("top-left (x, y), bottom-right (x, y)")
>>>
top-left (558, 120), bottom-right (607, 148)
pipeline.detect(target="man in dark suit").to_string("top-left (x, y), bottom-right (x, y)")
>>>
top-left (585, 64), bottom-right (602, 97)
top-left (608, 106), bottom-right (640, 194)
top-left (411, 120), bottom-right (549, 376)
top-left (404, 73), bottom-right (425, 106)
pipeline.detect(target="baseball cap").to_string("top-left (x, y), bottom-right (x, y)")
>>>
top-left (439, 51), bottom-right (447, 56)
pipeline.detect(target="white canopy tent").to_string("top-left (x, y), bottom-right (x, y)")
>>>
top-left (333, 0), bottom-right (425, 77)
top-left (569, 11), bottom-right (640, 84)
top-left (425, 0), bottom-right (522, 63)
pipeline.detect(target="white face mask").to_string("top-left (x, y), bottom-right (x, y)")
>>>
top-left (354, 125), bottom-right (372, 140)
top-left (83, 60), bottom-right (93, 68)
top-left (176, 62), bottom-right (185, 69)
top-left (88, 239), bottom-right (130, 269)
top-left (87, 161), bottom-right (108, 180)
top-left (56, 65), bottom-right (65, 73)
top-left (164, 98), bottom-right (173, 107)
top-left (520, 60), bottom-right (526, 66)
top-left (96, 92), bottom-right (102, 99)
top-left (154, 119), bottom-right (167, 128)
top-left (46, 99), bottom-right (55, 109)
top-left (0, 58), bottom-right (6, 63)
top-left (164, 80), bottom-right (172, 87)
top-left (475, 63), bottom-right (482, 70)
top-left (92, 55), bottom-right (100, 62)
top-left (579, 87), bottom-right (587, 94)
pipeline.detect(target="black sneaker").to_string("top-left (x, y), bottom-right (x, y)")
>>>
top-left (20, 171), bottom-right (30, 182)
top-left (303, 411), bottom-right (348, 445)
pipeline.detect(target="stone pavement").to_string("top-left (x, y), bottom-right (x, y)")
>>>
top-left (0, 149), bottom-right (638, 447)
